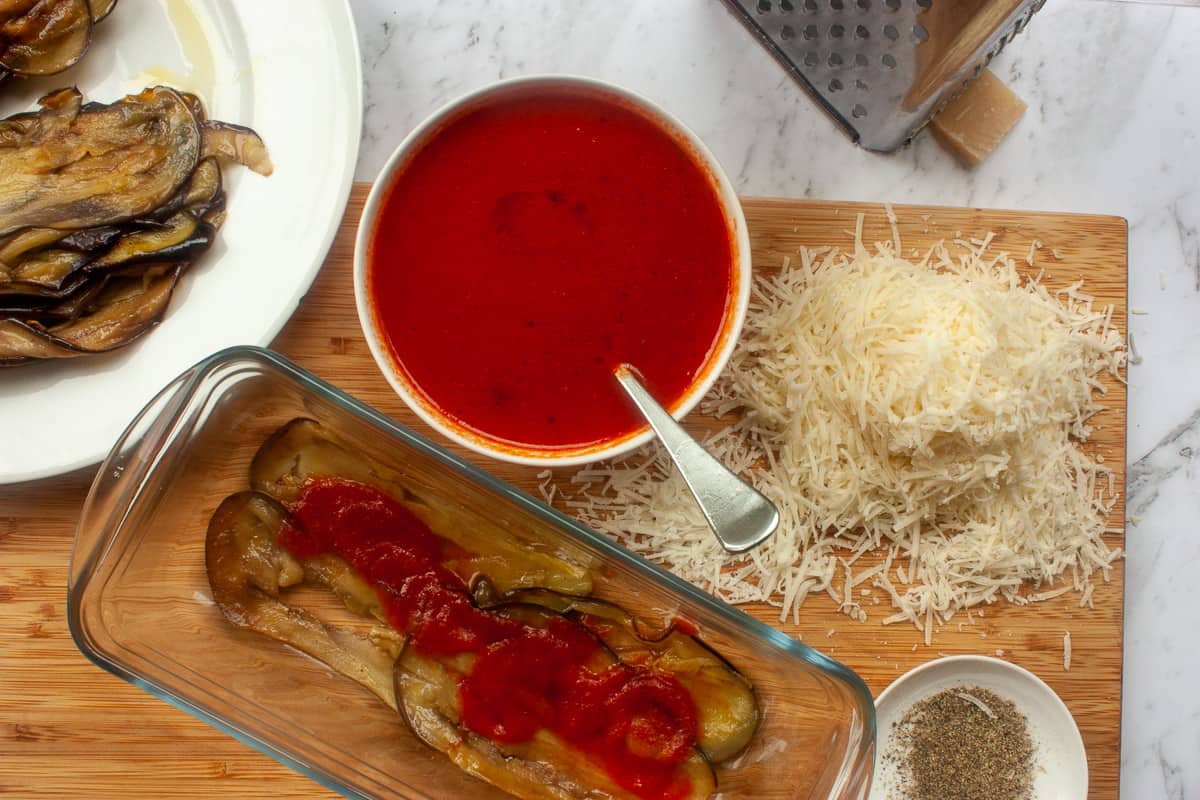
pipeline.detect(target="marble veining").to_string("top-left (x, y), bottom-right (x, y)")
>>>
top-left (348, 0), bottom-right (1200, 795)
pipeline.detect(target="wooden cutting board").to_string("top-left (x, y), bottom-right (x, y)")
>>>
top-left (0, 185), bottom-right (1126, 799)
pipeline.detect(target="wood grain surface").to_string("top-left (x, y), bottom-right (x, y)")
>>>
top-left (0, 185), bottom-right (1126, 799)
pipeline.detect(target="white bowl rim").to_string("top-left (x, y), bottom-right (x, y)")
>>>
top-left (353, 73), bottom-right (752, 467)
top-left (872, 654), bottom-right (1088, 798)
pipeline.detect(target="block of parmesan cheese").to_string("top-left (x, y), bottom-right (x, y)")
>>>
top-left (930, 68), bottom-right (1027, 167)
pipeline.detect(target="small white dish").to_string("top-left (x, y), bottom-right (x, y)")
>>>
top-left (353, 74), bottom-right (752, 467)
top-left (870, 655), bottom-right (1087, 800)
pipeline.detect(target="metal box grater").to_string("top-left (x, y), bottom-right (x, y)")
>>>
top-left (723, 0), bottom-right (1045, 152)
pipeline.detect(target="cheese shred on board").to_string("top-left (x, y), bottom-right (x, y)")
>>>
top-left (556, 213), bottom-right (1125, 637)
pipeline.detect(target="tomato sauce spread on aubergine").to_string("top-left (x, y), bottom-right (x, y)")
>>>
top-left (367, 88), bottom-right (734, 450)
top-left (279, 477), bottom-right (702, 799)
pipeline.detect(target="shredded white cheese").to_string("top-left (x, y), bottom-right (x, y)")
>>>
top-left (1128, 331), bottom-right (1143, 365)
top-left (556, 213), bottom-right (1125, 633)
top-left (956, 691), bottom-right (997, 718)
top-left (1064, 631), bottom-right (1073, 670)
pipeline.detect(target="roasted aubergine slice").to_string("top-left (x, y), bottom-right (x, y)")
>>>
top-left (476, 585), bottom-right (761, 763)
top-left (205, 491), bottom-right (400, 709)
top-left (249, 418), bottom-right (595, 596)
top-left (395, 603), bottom-right (718, 800)
top-left (0, 86), bottom-right (202, 237)
top-left (0, 0), bottom-right (94, 79)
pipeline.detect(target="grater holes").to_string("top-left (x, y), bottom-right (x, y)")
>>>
top-left (803, 0), bottom-right (818, 11)
top-left (828, 78), bottom-right (844, 92)
top-left (803, 23), bottom-right (819, 39)
top-left (828, 52), bottom-right (844, 67)
top-left (803, 51), bottom-right (820, 66)
top-left (855, 79), bottom-right (868, 90)
top-left (756, 0), bottom-right (771, 12)
top-left (780, 0), bottom-right (794, 10)
top-left (780, 24), bottom-right (795, 38)
top-left (856, 0), bottom-right (870, 8)
top-left (830, 0), bottom-right (844, 9)
top-left (830, 23), bottom-right (845, 38)
top-left (883, 23), bottom-right (898, 40)
top-left (852, 104), bottom-right (867, 118)
top-left (915, 0), bottom-right (931, 8)
top-left (882, 52), bottom-right (896, 68)
top-left (912, 22), bottom-right (928, 42)
top-left (855, 24), bottom-right (869, 39)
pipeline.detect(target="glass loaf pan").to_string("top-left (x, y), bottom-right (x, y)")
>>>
top-left (68, 346), bottom-right (875, 800)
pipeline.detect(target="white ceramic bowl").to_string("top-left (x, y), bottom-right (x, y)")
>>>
top-left (870, 655), bottom-right (1088, 800)
top-left (353, 75), bottom-right (752, 466)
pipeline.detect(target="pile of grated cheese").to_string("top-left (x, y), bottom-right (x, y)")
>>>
top-left (550, 212), bottom-right (1125, 641)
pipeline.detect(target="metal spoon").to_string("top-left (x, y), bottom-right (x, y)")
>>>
top-left (614, 365), bottom-right (779, 553)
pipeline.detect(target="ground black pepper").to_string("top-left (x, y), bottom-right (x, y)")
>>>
top-left (884, 686), bottom-right (1036, 800)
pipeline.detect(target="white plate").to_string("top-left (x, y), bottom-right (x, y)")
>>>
top-left (0, 0), bottom-right (361, 484)
top-left (870, 655), bottom-right (1088, 800)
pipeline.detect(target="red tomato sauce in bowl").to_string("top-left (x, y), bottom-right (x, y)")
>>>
top-left (364, 82), bottom-right (740, 458)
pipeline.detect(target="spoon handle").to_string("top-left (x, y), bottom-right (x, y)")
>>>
top-left (614, 366), bottom-right (779, 554)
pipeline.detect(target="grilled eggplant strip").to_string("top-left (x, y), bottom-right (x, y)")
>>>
top-left (0, 264), bottom-right (179, 363)
top-left (180, 158), bottom-right (223, 208)
top-left (394, 604), bottom-right (718, 800)
top-left (0, 272), bottom-right (103, 323)
top-left (205, 492), bottom-right (399, 709)
top-left (86, 212), bottom-right (211, 270)
top-left (0, 0), bottom-right (92, 77)
top-left (2, 246), bottom-right (88, 289)
top-left (0, 86), bottom-right (202, 237)
top-left (250, 418), bottom-right (595, 596)
top-left (145, 156), bottom-right (224, 222)
top-left (201, 120), bottom-right (274, 176)
top-left (0, 213), bottom-right (210, 294)
top-left (0, 219), bottom-right (209, 311)
top-left (483, 586), bottom-right (761, 763)
top-left (0, 226), bottom-right (67, 266)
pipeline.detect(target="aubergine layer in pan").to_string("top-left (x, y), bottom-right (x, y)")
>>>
top-left (0, 85), bottom-right (271, 366)
top-left (206, 419), bottom-right (761, 800)
top-left (0, 0), bottom-right (118, 86)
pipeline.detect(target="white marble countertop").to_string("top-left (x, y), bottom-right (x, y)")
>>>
top-left (348, 1), bottom-right (1200, 795)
